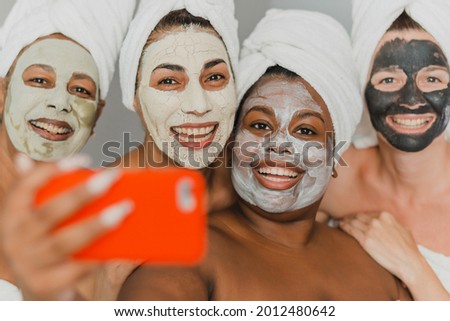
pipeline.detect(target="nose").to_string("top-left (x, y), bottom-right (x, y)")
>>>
top-left (46, 87), bottom-right (72, 113)
top-left (265, 135), bottom-right (295, 155)
top-left (181, 81), bottom-right (212, 116)
top-left (399, 80), bottom-right (427, 110)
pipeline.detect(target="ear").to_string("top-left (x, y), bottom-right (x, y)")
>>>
top-left (332, 166), bottom-right (338, 178)
top-left (90, 99), bottom-right (106, 136)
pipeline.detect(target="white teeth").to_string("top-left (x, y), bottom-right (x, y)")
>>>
top-left (177, 132), bottom-right (213, 143)
top-left (263, 176), bottom-right (293, 183)
top-left (392, 117), bottom-right (431, 129)
top-left (257, 166), bottom-right (298, 178)
top-left (173, 125), bottom-right (215, 136)
top-left (30, 120), bottom-right (72, 135)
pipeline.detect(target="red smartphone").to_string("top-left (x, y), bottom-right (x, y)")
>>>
top-left (35, 168), bottom-right (207, 265)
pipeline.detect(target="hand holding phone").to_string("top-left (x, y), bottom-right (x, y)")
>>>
top-left (35, 168), bottom-right (207, 264)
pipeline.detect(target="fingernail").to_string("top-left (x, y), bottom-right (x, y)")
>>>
top-left (57, 154), bottom-right (92, 172)
top-left (15, 153), bottom-right (34, 174)
top-left (99, 200), bottom-right (134, 228)
top-left (86, 169), bottom-right (121, 195)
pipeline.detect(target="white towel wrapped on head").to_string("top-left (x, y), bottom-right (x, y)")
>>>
top-left (0, 0), bottom-right (136, 99)
top-left (352, 0), bottom-right (450, 148)
top-left (119, 0), bottom-right (239, 111)
top-left (238, 9), bottom-right (362, 153)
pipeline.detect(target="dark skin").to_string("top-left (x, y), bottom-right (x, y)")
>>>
top-left (119, 75), bottom-right (411, 301)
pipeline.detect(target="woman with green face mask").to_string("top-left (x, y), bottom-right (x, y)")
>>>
top-left (0, 0), bottom-right (135, 300)
top-left (0, 0), bottom-right (240, 301)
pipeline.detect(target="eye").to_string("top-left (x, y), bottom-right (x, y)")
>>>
top-left (250, 122), bottom-right (272, 131)
top-left (207, 74), bottom-right (225, 82)
top-left (427, 76), bottom-right (441, 83)
top-left (296, 127), bottom-right (316, 136)
top-left (380, 77), bottom-right (394, 84)
top-left (158, 78), bottom-right (178, 85)
top-left (30, 78), bottom-right (47, 84)
top-left (69, 85), bottom-right (93, 99)
top-left (75, 87), bottom-right (91, 96)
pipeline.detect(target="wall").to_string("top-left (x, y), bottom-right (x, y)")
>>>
top-left (0, 0), bottom-right (352, 165)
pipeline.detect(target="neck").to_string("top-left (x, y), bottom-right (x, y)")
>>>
top-left (238, 198), bottom-right (319, 249)
top-left (377, 134), bottom-right (449, 193)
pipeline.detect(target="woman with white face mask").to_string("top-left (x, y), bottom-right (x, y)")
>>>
top-left (321, 0), bottom-right (450, 300)
top-left (1, 0), bottom-right (239, 300)
top-left (0, 0), bottom-right (134, 301)
top-left (119, 9), bottom-right (410, 301)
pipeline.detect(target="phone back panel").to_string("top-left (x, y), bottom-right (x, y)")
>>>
top-left (35, 168), bottom-right (207, 265)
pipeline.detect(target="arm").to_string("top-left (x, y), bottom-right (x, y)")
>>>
top-left (1, 154), bottom-right (133, 300)
top-left (118, 265), bottom-right (209, 300)
top-left (340, 211), bottom-right (449, 300)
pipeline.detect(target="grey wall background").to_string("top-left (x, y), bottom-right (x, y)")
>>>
top-left (0, 0), bottom-right (352, 165)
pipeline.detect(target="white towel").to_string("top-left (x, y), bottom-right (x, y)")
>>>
top-left (238, 9), bottom-right (363, 152)
top-left (120, 0), bottom-right (239, 111)
top-left (0, 279), bottom-right (22, 301)
top-left (0, 0), bottom-right (136, 99)
top-left (352, 0), bottom-right (450, 148)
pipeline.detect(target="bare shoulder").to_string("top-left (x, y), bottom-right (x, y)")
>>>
top-left (320, 146), bottom-right (378, 217)
top-left (315, 223), bottom-right (411, 300)
top-left (118, 262), bottom-right (209, 300)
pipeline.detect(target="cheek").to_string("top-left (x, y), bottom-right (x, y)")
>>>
top-left (139, 87), bottom-right (182, 121)
top-left (73, 98), bottom-right (98, 128)
top-left (205, 83), bottom-right (237, 114)
top-left (424, 90), bottom-right (450, 113)
top-left (233, 130), bottom-right (265, 163)
top-left (5, 83), bottom-right (48, 117)
top-left (365, 85), bottom-right (399, 113)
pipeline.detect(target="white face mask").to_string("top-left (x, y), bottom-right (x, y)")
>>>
top-left (4, 38), bottom-right (100, 161)
top-left (231, 78), bottom-right (333, 213)
top-left (138, 28), bottom-right (237, 169)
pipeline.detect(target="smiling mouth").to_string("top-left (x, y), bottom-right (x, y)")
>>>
top-left (254, 162), bottom-right (304, 191)
top-left (171, 123), bottom-right (218, 149)
top-left (29, 118), bottom-right (74, 141)
top-left (386, 114), bottom-right (436, 135)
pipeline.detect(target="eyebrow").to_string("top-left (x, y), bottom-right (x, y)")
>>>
top-left (295, 110), bottom-right (325, 123)
top-left (71, 72), bottom-right (95, 83)
top-left (153, 63), bottom-right (185, 72)
top-left (204, 59), bottom-right (226, 70)
top-left (25, 64), bottom-right (55, 73)
top-left (372, 66), bottom-right (402, 73)
top-left (420, 65), bottom-right (450, 72)
top-left (246, 105), bottom-right (275, 117)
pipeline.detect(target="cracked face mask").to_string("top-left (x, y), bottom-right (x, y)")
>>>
top-left (138, 28), bottom-right (237, 169)
top-left (4, 39), bottom-right (100, 161)
top-left (366, 36), bottom-right (450, 152)
top-left (231, 77), bottom-right (333, 213)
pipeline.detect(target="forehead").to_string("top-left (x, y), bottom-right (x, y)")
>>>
top-left (14, 38), bottom-right (99, 80)
top-left (241, 76), bottom-right (333, 128)
top-left (372, 29), bottom-right (448, 69)
top-left (142, 28), bottom-right (230, 67)
top-left (243, 76), bottom-right (324, 114)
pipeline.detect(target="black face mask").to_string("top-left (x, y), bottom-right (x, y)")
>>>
top-left (365, 38), bottom-right (450, 152)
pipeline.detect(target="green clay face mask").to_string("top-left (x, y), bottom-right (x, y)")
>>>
top-left (4, 39), bottom-right (100, 161)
